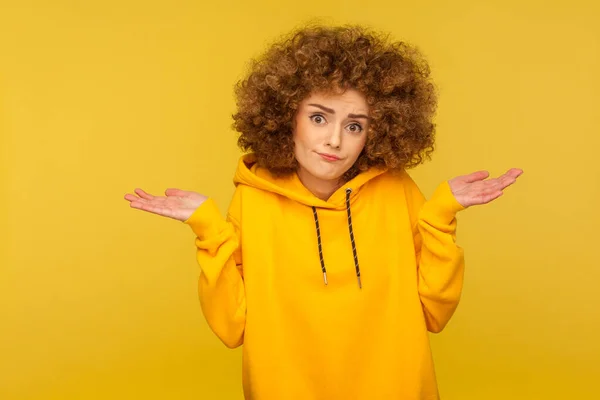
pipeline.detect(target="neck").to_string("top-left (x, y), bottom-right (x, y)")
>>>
top-left (297, 169), bottom-right (342, 201)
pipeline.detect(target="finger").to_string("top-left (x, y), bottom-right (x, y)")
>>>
top-left (494, 173), bottom-right (520, 191)
top-left (124, 193), bottom-right (155, 203)
top-left (124, 193), bottom-right (138, 202)
top-left (482, 168), bottom-right (521, 190)
top-left (477, 176), bottom-right (519, 201)
top-left (479, 182), bottom-right (503, 194)
top-left (463, 170), bottom-right (490, 183)
top-left (129, 201), bottom-right (174, 218)
top-left (126, 197), bottom-right (152, 207)
top-left (472, 185), bottom-right (504, 201)
top-left (498, 168), bottom-right (523, 180)
top-left (506, 168), bottom-right (524, 178)
top-left (472, 190), bottom-right (503, 206)
top-left (165, 188), bottom-right (187, 197)
top-left (482, 191), bottom-right (504, 204)
top-left (134, 188), bottom-right (155, 200)
top-left (480, 176), bottom-right (512, 192)
top-left (495, 168), bottom-right (523, 185)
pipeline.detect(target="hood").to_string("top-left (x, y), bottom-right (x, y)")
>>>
top-left (233, 153), bottom-right (387, 210)
top-left (232, 153), bottom-right (388, 289)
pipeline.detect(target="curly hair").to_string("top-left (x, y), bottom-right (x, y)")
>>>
top-left (232, 24), bottom-right (437, 180)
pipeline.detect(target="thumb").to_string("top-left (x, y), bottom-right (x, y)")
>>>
top-left (462, 170), bottom-right (489, 183)
top-left (165, 188), bottom-right (187, 197)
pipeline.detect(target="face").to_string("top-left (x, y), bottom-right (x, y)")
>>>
top-left (292, 89), bottom-right (369, 193)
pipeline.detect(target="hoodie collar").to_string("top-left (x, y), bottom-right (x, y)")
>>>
top-left (233, 153), bottom-right (386, 210)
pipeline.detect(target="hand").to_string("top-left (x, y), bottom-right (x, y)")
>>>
top-left (448, 168), bottom-right (523, 208)
top-left (124, 188), bottom-right (208, 221)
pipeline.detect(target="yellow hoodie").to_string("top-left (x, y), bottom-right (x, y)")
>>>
top-left (184, 154), bottom-right (466, 400)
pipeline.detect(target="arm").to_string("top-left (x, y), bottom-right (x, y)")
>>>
top-left (184, 188), bottom-right (245, 348)
top-left (406, 177), bottom-right (465, 333)
top-left (405, 167), bottom-right (523, 333)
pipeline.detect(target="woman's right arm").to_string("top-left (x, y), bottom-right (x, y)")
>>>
top-left (183, 188), bottom-right (246, 348)
top-left (124, 186), bottom-right (246, 348)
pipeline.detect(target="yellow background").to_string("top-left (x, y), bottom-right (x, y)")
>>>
top-left (1, 0), bottom-right (598, 399)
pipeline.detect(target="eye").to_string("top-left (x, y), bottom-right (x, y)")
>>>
top-left (309, 114), bottom-right (327, 125)
top-left (347, 123), bottom-right (363, 133)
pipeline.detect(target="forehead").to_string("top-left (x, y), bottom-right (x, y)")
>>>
top-left (302, 88), bottom-right (368, 110)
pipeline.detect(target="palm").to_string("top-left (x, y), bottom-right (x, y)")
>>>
top-left (124, 188), bottom-right (207, 221)
top-left (448, 168), bottom-right (523, 208)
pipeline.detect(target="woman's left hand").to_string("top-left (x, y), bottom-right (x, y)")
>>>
top-left (448, 168), bottom-right (523, 208)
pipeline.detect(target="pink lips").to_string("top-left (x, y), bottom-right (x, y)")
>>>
top-left (318, 153), bottom-right (341, 161)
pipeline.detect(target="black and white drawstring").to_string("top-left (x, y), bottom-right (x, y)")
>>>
top-left (311, 188), bottom-right (362, 289)
top-left (345, 188), bottom-right (362, 289)
top-left (312, 206), bottom-right (328, 286)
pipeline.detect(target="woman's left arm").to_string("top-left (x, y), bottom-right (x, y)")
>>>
top-left (409, 168), bottom-right (523, 333)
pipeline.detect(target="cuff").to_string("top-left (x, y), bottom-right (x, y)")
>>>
top-left (183, 198), bottom-right (225, 239)
top-left (421, 181), bottom-right (466, 223)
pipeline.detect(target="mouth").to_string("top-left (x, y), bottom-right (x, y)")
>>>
top-left (317, 152), bottom-right (341, 162)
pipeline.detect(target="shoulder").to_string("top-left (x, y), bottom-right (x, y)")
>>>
top-left (368, 169), bottom-right (423, 195)
top-left (364, 170), bottom-right (426, 218)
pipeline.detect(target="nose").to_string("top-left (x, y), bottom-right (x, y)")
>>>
top-left (326, 124), bottom-right (342, 149)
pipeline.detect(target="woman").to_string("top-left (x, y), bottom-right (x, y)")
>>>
top-left (124, 25), bottom-right (522, 399)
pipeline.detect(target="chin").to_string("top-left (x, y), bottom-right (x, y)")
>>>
top-left (316, 173), bottom-right (343, 181)
top-left (311, 167), bottom-right (347, 182)
top-left (296, 153), bottom-right (351, 182)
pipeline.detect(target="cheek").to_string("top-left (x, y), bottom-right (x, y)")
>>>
top-left (349, 137), bottom-right (367, 159)
top-left (292, 121), bottom-right (313, 149)
top-left (292, 132), bottom-right (305, 153)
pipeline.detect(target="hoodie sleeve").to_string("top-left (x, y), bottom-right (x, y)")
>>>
top-left (403, 172), bottom-right (466, 333)
top-left (183, 188), bottom-right (245, 348)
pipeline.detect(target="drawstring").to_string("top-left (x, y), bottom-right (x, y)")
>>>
top-left (312, 206), bottom-right (328, 286)
top-left (345, 188), bottom-right (362, 289)
top-left (311, 188), bottom-right (362, 289)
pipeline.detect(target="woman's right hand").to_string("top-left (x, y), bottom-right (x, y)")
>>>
top-left (124, 188), bottom-right (208, 222)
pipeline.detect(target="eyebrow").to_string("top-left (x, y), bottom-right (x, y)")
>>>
top-left (307, 103), bottom-right (370, 120)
